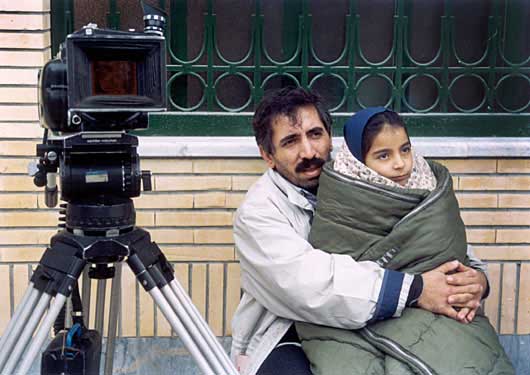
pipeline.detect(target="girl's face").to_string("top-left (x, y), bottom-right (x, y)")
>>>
top-left (364, 124), bottom-right (413, 186)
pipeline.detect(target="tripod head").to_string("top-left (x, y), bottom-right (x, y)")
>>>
top-left (31, 131), bottom-right (152, 208)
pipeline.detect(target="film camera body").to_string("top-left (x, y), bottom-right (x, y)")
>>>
top-left (35, 15), bottom-right (166, 212)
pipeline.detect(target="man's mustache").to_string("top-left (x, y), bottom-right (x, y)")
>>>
top-left (295, 157), bottom-right (326, 173)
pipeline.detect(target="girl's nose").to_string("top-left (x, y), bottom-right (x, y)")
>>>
top-left (394, 156), bottom-right (405, 169)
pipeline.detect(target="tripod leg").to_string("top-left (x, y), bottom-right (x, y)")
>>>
top-left (95, 278), bottom-right (107, 335)
top-left (1, 292), bottom-right (53, 375)
top-left (168, 280), bottom-right (239, 374)
top-left (82, 267), bottom-right (91, 324)
top-left (126, 255), bottom-right (216, 375)
top-left (104, 263), bottom-right (122, 375)
top-left (148, 287), bottom-right (216, 375)
top-left (160, 284), bottom-right (237, 375)
top-left (0, 282), bottom-right (35, 350)
top-left (0, 285), bottom-right (41, 369)
top-left (16, 293), bottom-right (68, 375)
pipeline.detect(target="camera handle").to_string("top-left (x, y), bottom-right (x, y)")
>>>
top-left (0, 228), bottom-right (239, 375)
top-left (29, 132), bottom-right (60, 208)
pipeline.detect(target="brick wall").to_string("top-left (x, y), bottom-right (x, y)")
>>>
top-left (1, 2), bottom-right (529, 339)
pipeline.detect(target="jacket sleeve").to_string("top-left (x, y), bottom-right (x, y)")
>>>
top-left (467, 245), bottom-right (488, 273)
top-left (233, 204), bottom-right (414, 329)
top-left (467, 245), bottom-right (490, 299)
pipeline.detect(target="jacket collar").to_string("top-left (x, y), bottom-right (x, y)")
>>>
top-left (266, 169), bottom-right (315, 212)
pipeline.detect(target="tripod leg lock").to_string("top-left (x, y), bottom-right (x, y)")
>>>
top-left (127, 253), bottom-right (157, 291)
top-left (128, 229), bottom-right (175, 287)
top-left (32, 240), bottom-right (86, 296)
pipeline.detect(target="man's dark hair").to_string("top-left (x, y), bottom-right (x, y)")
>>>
top-left (361, 110), bottom-right (409, 160)
top-left (252, 87), bottom-right (332, 154)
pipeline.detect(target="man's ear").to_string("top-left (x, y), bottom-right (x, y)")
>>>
top-left (259, 146), bottom-right (275, 169)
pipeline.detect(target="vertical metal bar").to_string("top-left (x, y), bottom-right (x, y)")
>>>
top-left (439, 1), bottom-right (451, 112)
top-left (497, 262), bottom-right (504, 332)
top-left (206, 0), bottom-right (215, 110)
top-left (107, 0), bottom-right (120, 30)
top-left (8, 264), bottom-right (14, 317)
top-left (282, 0), bottom-right (303, 87)
top-left (486, 0), bottom-right (501, 112)
top-left (65, 0), bottom-right (74, 36)
top-left (222, 263), bottom-right (227, 336)
top-left (300, 1), bottom-right (309, 88)
top-left (500, 0), bottom-right (524, 110)
top-left (346, 0), bottom-right (357, 112)
top-left (51, 0), bottom-right (74, 56)
top-left (136, 279), bottom-right (140, 337)
top-left (82, 268), bottom-right (91, 327)
top-left (104, 263), bottom-right (122, 375)
top-left (393, 0), bottom-right (405, 112)
top-left (252, 0), bottom-right (263, 107)
top-left (170, 0), bottom-right (188, 107)
top-left (501, 0), bottom-right (524, 63)
top-left (514, 262), bottom-right (521, 333)
top-left (205, 263), bottom-right (210, 324)
top-left (95, 279), bottom-right (107, 336)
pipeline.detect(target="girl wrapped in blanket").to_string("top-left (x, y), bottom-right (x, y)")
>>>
top-left (295, 107), bottom-right (513, 375)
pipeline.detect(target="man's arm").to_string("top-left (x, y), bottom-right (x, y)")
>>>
top-left (443, 246), bottom-right (489, 323)
top-left (233, 203), bottom-right (464, 329)
top-left (416, 246), bottom-right (489, 324)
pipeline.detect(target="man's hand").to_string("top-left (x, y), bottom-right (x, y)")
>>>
top-left (417, 260), bottom-right (461, 320)
top-left (446, 263), bottom-right (487, 323)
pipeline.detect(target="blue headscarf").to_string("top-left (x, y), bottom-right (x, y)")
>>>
top-left (343, 107), bottom-right (387, 163)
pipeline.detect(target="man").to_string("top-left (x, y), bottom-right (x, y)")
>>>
top-left (231, 87), bottom-right (488, 375)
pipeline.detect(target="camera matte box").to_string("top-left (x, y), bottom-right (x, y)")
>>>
top-left (66, 26), bottom-right (167, 130)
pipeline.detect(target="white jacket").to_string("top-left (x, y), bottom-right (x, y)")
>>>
top-left (230, 168), bottom-right (486, 375)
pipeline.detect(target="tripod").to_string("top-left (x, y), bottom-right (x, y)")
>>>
top-left (0, 199), bottom-right (239, 375)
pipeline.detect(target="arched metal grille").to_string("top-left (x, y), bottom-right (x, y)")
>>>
top-left (51, 0), bottom-right (530, 135)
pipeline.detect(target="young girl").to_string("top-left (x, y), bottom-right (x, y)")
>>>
top-left (295, 107), bottom-right (513, 375)
top-left (335, 107), bottom-right (436, 192)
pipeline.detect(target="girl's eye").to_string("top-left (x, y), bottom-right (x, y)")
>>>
top-left (402, 146), bottom-right (411, 153)
top-left (378, 153), bottom-right (389, 160)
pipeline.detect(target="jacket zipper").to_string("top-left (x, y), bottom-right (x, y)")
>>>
top-left (393, 171), bottom-right (449, 230)
top-left (360, 327), bottom-right (436, 375)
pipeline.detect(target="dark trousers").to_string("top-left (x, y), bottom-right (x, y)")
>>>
top-left (256, 343), bottom-right (312, 375)
top-left (256, 325), bottom-right (312, 375)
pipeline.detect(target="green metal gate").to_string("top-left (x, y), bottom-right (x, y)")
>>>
top-left (51, 0), bottom-right (530, 136)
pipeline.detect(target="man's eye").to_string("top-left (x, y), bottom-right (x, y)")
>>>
top-left (310, 131), bottom-right (323, 138)
top-left (282, 138), bottom-right (296, 147)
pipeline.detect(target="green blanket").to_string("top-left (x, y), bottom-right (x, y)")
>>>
top-left (296, 161), bottom-right (514, 375)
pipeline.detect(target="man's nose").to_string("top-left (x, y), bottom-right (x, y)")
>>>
top-left (299, 137), bottom-right (317, 159)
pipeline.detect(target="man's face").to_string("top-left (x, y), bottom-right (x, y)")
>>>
top-left (260, 105), bottom-right (332, 191)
